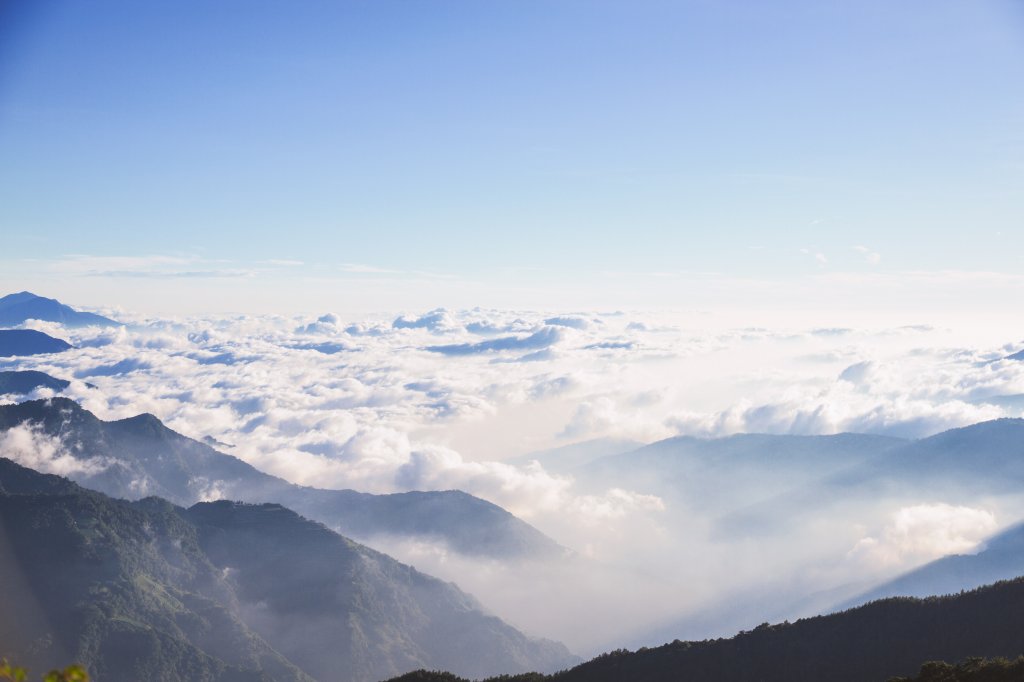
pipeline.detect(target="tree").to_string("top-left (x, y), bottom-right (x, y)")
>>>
top-left (0, 661), bottom-right (88, 682)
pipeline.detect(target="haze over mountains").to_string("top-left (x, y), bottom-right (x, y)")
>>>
top-left (3, 293), bottom-right (1024, 679)
top-left (0, 458), bottom-right (576, 681)
top-left (0, 398), bottom-right (564, 561)
top-left (841, 519), bottom-right (1024, 610)
top-left (3, 0), bottom-right (1021, 676)
top-left (385, 577), bottom-right (1024, 682)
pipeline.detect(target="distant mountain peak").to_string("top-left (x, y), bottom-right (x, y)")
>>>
top-left (0, 290), bottom-right (120, 327)
top-left (0, 329), bottom-right (73, 357)
top-left (0, 370), bottom-right (71, 395)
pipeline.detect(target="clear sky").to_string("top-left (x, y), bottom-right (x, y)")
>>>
top-left (0, 0), bottom-right (1022, 315)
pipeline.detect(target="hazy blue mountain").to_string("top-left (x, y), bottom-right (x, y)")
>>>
top-left (0, 398), bottom-right (565, 561)
top-left (704, 419), bottom-right (1024, 543)
top-left (583, 421), bottom-right (1024, 541)
top-left (0, 291), bottom-right (120, 327)
top-left (829, 418), bottom-right (1024, 496)
top-left (1006, 349), bottom-right (1024, 361)
top-left (506, 437), bottom-right (644, 475)
top-left (0, 329), bottom-right (73, 357)
top-left (840, 521), bottom-right (1024, 610)
top-left (0, 370), bottom-right (71, 394)
top-left (581, 432), bottom-right (907, 510)
top-left (183, 500), bottom-right (576, 681)
top-left (970, 393), bottom-right (1024, 410)
top-left (384, 577), bottom-right (1024, 682)
top-left (0, 458), bottom-right (576, 681)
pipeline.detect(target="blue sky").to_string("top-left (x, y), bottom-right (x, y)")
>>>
top-left (0, 0), bottom-right (1022, 313)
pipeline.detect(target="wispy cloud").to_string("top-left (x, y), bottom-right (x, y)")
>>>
top-left (800, 248), bottom-right (828, 267)
top-left (86, 269), bottom-right (255, 279)
top-left (46, 254), bottom-right (255, 279)
top-left (339, 263), bottom-right (399, 274)
top-left (853, 245), bottom-right (882, 265)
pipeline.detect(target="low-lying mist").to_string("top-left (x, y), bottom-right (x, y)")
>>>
top-left (3, 307), bottom-right (1024, 655)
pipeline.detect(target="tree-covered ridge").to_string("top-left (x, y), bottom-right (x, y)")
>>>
top-left (889, 657), bottom-right (1024, 682)
top-left (1, 659), bottom-right (89, 682)
top-left (0, 472), bottom-right (311, 682)
top-left (0, 458), bottom-right (575, 682)
top-left (383, 580), bottom-right (1024, 682)
top-left (0, 398), bottom-right (565, 561)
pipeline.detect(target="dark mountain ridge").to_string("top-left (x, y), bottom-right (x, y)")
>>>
top-left (0, 398), bottom-right (565, 561)
top-left (384, 577), bottom-right (1024, 682)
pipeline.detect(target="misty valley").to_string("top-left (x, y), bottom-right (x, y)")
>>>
top-left (2, 292), bottom-right (1024, 681)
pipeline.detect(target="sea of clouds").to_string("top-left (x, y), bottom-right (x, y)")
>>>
top-left (3, 308), bottom-right (1024, 652)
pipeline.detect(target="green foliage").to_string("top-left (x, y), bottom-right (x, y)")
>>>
top-left (42, 666), bottom-right (89, 682)
top-left (0, 659), bottom-right (27, 682)
top-left (0, 661), bottom-right (89, 682)
top-left (0, 457), bottom-right (572, 682)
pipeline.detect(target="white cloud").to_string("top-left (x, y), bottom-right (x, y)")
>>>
top-left (801, 248), bottom-right (828, 267)
top-left (853, 245), bottom-right (882, 265)
top-left (0, 423), bottom-right (111, 477)
top-left (5, 307), bottom-right (1024, 654)
top-left (848, 503), bottom-right (997, 568)
top-left (339, 263), bottom-right (399, 274)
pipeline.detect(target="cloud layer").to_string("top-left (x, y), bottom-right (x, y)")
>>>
top-left (3, 307), bottom-right (1024, 652)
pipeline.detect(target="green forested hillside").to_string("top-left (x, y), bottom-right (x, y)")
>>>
top-left (0, 459), bottom-right (575, 682)
top-left (0, 398), bottom-right (564, 561)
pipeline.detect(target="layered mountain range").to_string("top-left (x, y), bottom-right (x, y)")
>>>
top-left (0, 398), bottom-right (565, 561)
top-left (385, 576), bottom-right (1024, 682)
top-left (0, 458), bottom-right (576, 681)
top-left (3, 292), bottom-right (1024, 681)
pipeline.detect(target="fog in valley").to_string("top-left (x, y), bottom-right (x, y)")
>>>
top-left (4, 307), bottom-right (1023, 655)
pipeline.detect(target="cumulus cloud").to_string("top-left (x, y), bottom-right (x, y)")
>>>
top-left (4, 307), bottom-right (1024, 654)
top-left (297, 313), bottom-right (343, 334)
top-left (427, 327), bottom-right (563, 356)
top-left (801, 248), bottom-right (828, 267)
top-left (0, 423), bottom-right (111, 477)
top-left (848, 503), bottom-right (997, 568)
top-left (466, 318), bottom-right (533, 335)
top-left (853, 245), bottom-right (882, 265)
top-left (74, 358), bottom-right (153, 377)
top-left (285, 341), bottom-right (353, 355)
top-left (392, 308), bottom-right (459, 333)
top-left (544, 316), bottom-right (592, 330)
